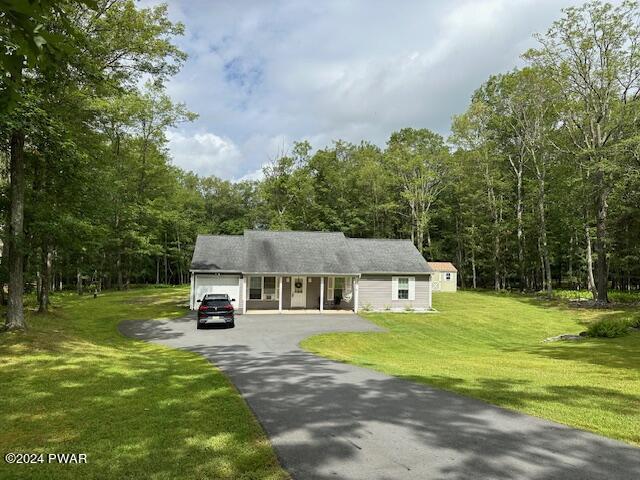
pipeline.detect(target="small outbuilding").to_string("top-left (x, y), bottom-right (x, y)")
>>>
top-left (427, 262), bottom-right (458, 292)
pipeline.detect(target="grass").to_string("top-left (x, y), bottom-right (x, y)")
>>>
top-left (0, 287), bottom-right (288, 480)
top-left (301, 291), bottom-right (640, 446)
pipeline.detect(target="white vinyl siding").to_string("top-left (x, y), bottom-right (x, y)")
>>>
top-left (363, 275), bottom-right (429, 310)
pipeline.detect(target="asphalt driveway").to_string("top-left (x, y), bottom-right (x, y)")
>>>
top-left (119, 313), bottom-right (640, 480)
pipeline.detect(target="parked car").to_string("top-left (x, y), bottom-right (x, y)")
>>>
top-left (196, 294), bottom-right (235, 329)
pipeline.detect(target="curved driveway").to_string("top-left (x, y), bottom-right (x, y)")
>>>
top-left (119, 313), bottom-right (640, 480)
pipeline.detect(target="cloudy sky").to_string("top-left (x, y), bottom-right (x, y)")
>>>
top-left (149, 0), bottom-right (594, 181)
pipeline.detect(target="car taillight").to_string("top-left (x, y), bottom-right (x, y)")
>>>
top-left (224, 304), bottom-right (234, 311)
top-left (198, 304), bottom-right (208, 311)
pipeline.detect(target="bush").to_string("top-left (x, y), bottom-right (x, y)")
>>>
top-left (586, 318), bottom-right (631, 338)
top-left (629, 317), bottom-right (640, 329)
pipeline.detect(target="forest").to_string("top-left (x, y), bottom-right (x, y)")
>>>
top-left (2, 0), bottom-right (640, 330)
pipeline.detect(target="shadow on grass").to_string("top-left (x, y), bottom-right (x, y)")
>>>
top-left (0, 315), bottom-right (285, 480)
top-left (121, 314), bottom-right (640, 480)
top-left (398, 373), bottom-right (640, 417)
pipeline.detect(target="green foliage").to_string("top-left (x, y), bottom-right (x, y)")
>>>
top-left (586, 318), bottom-right (632, 338)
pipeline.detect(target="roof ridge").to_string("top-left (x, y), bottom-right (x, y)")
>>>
top-left (197, 234), bottom-right (243, 237)
top-left (244, 229), bottom-right (344, 234)
top-left (348, 237), bottom-right (412, 241)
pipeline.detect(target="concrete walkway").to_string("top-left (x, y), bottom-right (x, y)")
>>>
top-left (119, 313), bottom-right (640, 480)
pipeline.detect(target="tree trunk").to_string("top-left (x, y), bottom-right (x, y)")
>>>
top-left (116, 251), bottom-right (123, 291)
top-left (585, 223), bottom-right (597, 300)
top-left (156, 257), bottom-right (160, 285)
top-left (38, 246), bottom-right (52, 313)
top-left (471, 251), bottom-right (477, 289)
top-left (76, 268), bottom-right (83, 295)
top-left (510, 156), bottom-right (525, 291)
top-left (594, 185), bottom-right (609, 304)
top-left (164, 233), bottom-right (168, 284)
top-left (537, 175), bottom-right (552, 297)
top-left (455, 216), bottom-right (465, 289)
top-left (6, 129), bottom-right (26, 331)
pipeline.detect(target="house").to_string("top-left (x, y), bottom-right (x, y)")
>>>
top-left (427, 262), bottom-right (458, 292)
top-left (189, 230), bottom-right (434, 313)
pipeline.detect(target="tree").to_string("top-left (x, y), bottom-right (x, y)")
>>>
top-left (526, 0), bottom-right (640, 303)
top-left (385, 128), bottom-right (449, 255)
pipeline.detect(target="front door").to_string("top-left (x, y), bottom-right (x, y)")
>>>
top-left (291, 276), bottom-right (306, 308)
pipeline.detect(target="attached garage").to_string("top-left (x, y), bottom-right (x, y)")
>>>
top-left (190, 274), bottom-right (240, 310)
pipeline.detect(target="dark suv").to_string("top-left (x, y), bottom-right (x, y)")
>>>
top-left (196, 294), bottom-right (235, 329)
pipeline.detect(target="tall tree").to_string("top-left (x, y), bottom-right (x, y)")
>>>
top-left (526, 0), bottom-right (640, 303)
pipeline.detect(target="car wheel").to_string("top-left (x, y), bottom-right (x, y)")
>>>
top-left (229, 321), bottom-right (235, 328)
top-left (197, 322), bottom-right (203, 329)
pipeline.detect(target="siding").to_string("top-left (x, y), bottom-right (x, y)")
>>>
top-left (246, 299), bottom-right (278, 310)
top-left (432, 271), bottom-right (457, 292)
top-left (358, 274), bottom-right (431, 311)
top-left (440, 272), bottom-right (457, 292)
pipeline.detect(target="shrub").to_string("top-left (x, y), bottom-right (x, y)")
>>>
top-left (629, 317), bottom-right (640, 329)
top-left (586, 318), bottom-right (631, 338)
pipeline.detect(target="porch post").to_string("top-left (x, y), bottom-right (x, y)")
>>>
top-left (320, 276), bottom-right (324, 313)
top-left (427, 274), bottom-right (432, 310)
top-left (278, 276), bottom-right (283, 312)
top-left (353, 276), bottom-right (359, 313)
top-left (242, 275), bottom-right (247, 314)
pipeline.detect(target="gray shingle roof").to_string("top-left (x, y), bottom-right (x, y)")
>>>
top-left (190, 231), bottom-right (432, 274)
top-left (190, 235), bottom-right (245, 271)
top-left (244, 230), bottom-right (359, 274)
top-left (348, 238), bottom-right (432, 274)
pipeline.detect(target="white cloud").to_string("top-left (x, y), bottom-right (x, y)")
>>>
top-left (166, 131), bottom-right (243, 178)
top-left (147, 0), bottom-right (620, 180)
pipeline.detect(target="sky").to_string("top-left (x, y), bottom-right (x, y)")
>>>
top-left (147, 0), bottom-right (596, 181)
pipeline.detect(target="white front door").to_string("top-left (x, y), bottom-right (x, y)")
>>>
top-left (291, 276), bottom-right (306, 308)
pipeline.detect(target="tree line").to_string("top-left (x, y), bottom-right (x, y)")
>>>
top-left (2, 1), bottom-right (640, 330)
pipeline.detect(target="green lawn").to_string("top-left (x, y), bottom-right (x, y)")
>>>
top-left (0, 287), bottom-right (288, 480)
top-left (302, 291), bottom-right (640, 446)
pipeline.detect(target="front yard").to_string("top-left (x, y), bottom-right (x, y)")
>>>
top-left (0, 287), bottom-right (287, 480)
top-left (302, 291), bottom-right (640, 446)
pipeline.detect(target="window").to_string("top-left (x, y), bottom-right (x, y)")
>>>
top-left (327, 277), bottom-right (352, 303)
top-left (445, 272), bottom-right (451, 281)
top-left (249, 276), bottom-right (279, 300)
top-left (249, 276), bottom-right (262, 300)
top-left (263, 276), bottom-right (276, 300)
top-left (397, 277), bottom-right (409, 299)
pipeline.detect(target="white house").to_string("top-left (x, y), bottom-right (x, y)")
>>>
top-left (190, 230), bottom-right (435, 313)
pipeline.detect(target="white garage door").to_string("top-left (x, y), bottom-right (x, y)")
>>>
top-left (193, 275), bottom-right (240, 310)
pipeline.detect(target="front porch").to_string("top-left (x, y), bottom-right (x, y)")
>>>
top-left (241, 275), bottom-right (360, 314)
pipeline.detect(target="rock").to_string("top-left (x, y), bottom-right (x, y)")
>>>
top-left (543, 333), bottom-right (584, 342)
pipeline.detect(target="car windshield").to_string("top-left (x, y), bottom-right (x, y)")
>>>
top-left (202, 299), bottom-right (230, 307)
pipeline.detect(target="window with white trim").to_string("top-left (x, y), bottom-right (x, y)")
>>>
top-left (249, 276), bottom-right (279, 301)
top-left (397, 277), bottom-right (409, 299)
top-left (249, 276), bottom-right (262, 300)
